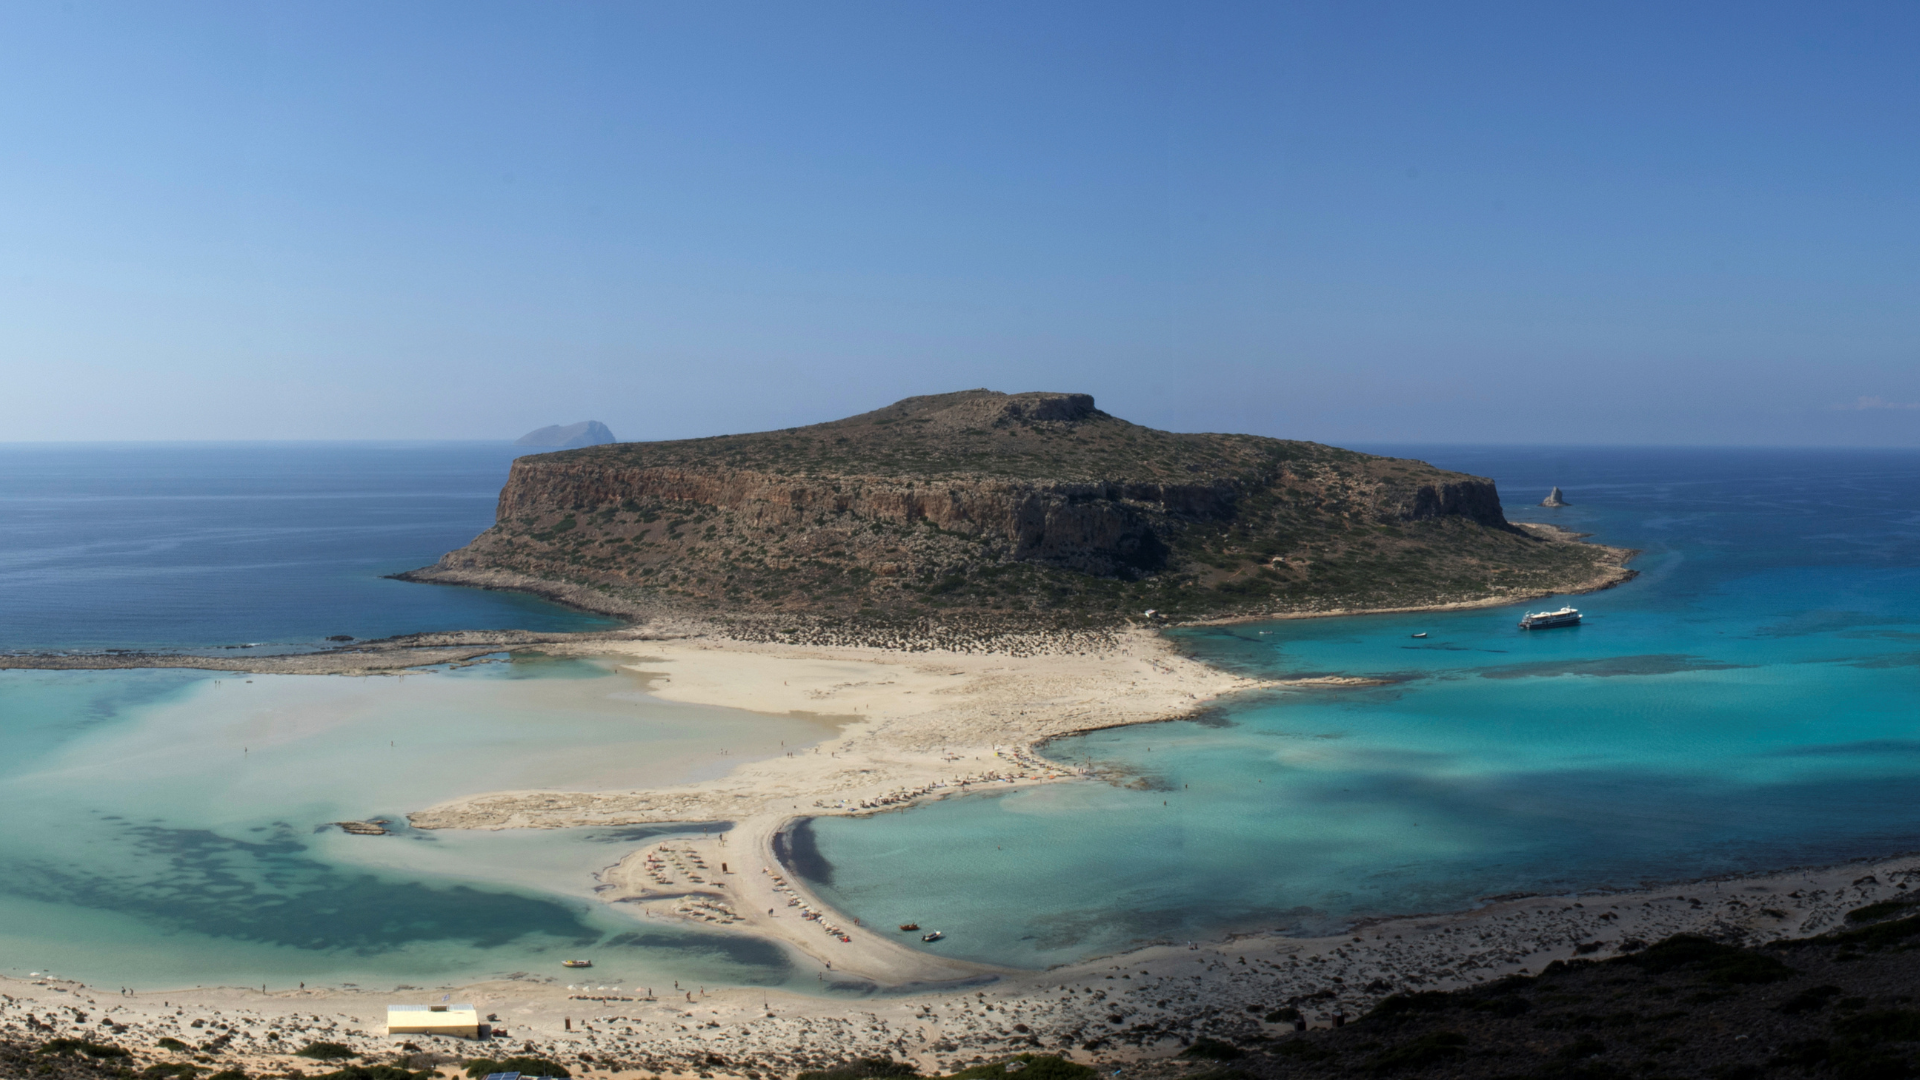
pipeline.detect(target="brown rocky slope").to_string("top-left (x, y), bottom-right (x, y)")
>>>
top-left (404, 390), bottom-right (1630, 631)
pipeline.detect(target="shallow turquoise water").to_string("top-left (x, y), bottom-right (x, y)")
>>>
top-left (802, 448), bottom-right (1920, 969)
top-left (10, 445), bottom-right (1920, 987)
top-left (0, 657), bottom-right (834, 991)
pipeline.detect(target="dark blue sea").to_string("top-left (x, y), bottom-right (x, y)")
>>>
top-left (0, 442), bottom-right (619, 652)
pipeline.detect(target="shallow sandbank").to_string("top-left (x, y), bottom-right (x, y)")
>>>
top-left (0, 629), bottom-right (651, 675)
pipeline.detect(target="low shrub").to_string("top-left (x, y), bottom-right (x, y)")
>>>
top-left (1768, 1040), bottom-right (1830, 1069)
top-left (316, 1067), bottom-right (433, 1080)
top-left (1272, 1040), bottom-right (1334, 1063)
top-left (1844, 897), bottom-right (1920, 924)
top-left (1775, 984), bottom-right (1844, 1015)
top-left (464, 1057), bottom-right (571, 1079)
top-left (942, 1055), bottom-right (1096, 1080)
top-left (797, 1059), bottom-right (920, 1080)
top-left (1367, 991), bottom-right (1459, 1023)
top-left (1557, 1035), bottom-right (1606, 1061)
top-left (37, 1038), bottom-right (132, 1059)
top-left (1825, 913), bottom-right (1920, 951)
top-left (294, 1043), bottom-right (358, 1061)
top-left (1367, 1031), bottom-right (1466, 1073)
top-left (1179, 1038), bottom-right (1246, 1061)
top-left (1832, 1008), bottom-right (1920, 1042)
top-left (1626, 935), bottom-right (1794, 984)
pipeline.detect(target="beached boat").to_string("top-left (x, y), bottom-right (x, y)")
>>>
top-left (562, 959), bottom-right (593, 969)
top-left (898, 923), bottom-right (920, 931)
top-left (921, 930), bottom-right (944, 942)
top-left (1518, 607), bottom-right (1582, 630)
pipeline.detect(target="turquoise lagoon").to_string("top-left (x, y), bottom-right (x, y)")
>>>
top-left (0, 656), bottom-right (837, 991)
top-left (800, 448), bottom-right (1920, 969)
top-left (8, 444), bottom-right (1920, 988)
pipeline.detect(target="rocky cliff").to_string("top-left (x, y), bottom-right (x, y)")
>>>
top-left (415, 391), bottom-right (1629, 627)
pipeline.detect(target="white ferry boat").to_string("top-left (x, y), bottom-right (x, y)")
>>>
top-left (1518, 606), bottom-right (1582, 630)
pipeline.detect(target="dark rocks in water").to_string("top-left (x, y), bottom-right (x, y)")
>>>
top-left (325, 635), bottom-right (355, 642)
top-left (1541, 486), bottom-right (1569, 507)
top-left (517, 421), bottom-right (616, 449)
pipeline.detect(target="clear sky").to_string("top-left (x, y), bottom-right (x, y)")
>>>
top-left (3, 2), bottom-right (1916, 446)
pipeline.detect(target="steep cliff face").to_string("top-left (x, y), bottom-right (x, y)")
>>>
top-left (1395, 478), bottom-right (1507, 527)
top-left (485, 461), bottom-right (1251, 575)
top-left (421, 390), bottom-right (1622, 624)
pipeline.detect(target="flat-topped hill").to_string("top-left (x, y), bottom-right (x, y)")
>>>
top-left (409, 391), bottom-right (1630, 631)
top-left (547, 389), bottom-right (1443, 485)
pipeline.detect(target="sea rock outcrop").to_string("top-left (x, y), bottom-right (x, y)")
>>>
top-left (1541, 486), bottom-right (1569, 507)
top-left (516, 420), bottom-right (616, 449)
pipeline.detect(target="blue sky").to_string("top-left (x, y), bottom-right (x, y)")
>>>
top-left (2, 1), bottom-right (1916, 445)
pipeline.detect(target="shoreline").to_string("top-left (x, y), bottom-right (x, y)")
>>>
top-left (6, 851), bottom-right (1913, 1080)
top-left (0, 517), bottom-right (1636, 674)
top-left (9, 621), bottom-right (1920, 1076)
top-left (1182, 523), bottom-right (1638, 627)
top-left (405, 630), bottom-right (1271, 989)
top-left (396, 518), bottom-right (1640, 642)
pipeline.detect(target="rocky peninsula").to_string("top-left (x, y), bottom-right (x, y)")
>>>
top-left (402, 390), bottom-right (1632, 637)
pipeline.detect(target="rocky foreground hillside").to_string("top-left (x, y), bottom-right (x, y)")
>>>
top-left (408, 390), bottom-right (1629, 631)
top-left (1227, 900), bottom-right (1920, 1080)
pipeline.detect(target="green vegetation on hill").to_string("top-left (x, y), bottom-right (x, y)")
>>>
top-left (418, 391), bottom-right (1631, 631)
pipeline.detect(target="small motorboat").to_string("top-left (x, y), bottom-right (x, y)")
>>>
top-left (899, 923), bottom-right (920, 932)
top-left (1411, 633), bottom-right (1428, 639)
top-left (921, 931), bottom-right (944, 943)
top-left (562, 959), bottom-right (593, 969)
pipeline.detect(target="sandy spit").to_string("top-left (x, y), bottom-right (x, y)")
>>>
top-left (408, 629), bottom-right (1269, 987)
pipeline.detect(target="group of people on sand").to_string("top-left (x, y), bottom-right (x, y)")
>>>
top-left (763, 867), bottom-right (853, 942)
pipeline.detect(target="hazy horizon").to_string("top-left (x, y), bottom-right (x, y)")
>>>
top-left (4, 2), bottom-right (1917, 447)
top-left (13, 428), bottom-right (1920, 451)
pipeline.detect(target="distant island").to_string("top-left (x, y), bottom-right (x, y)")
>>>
top-left (412, 390), bottom-right (1631, 632)
top-left (515, 419), bottom-right (617, 448)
